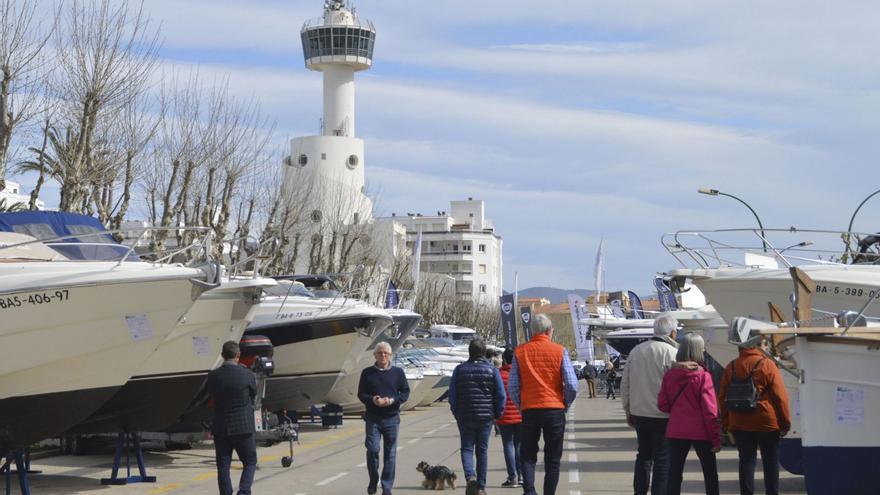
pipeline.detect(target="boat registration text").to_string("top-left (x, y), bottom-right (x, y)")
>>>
top-left (815, 284), bottom-right (879, 299)
top-left (0, 289), bottom-right (71, 310)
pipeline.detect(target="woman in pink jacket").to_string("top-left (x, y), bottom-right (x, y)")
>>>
top-left (657, 333), bottom-right (721, 495)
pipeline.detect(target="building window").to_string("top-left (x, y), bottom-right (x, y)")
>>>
top-left (321, 153), bottom-right (327, 160)
top-left (452, 244), bottom-right (458, 252)
top-left (478, 244), bottom-right (486, 253)
top-left (297, 154), bottom-right (308, 166)
top-left (463, 244), bottom-right (471, 251)
top-left (353, 212), bottom-right (359, 224)
top-left (479, 264), bottom-right (486, 274)
top-left (347, 154), bottom-right (359, 169)
top-left (310, 210), bottom-right (323, 223)
top-left (479, 284), bottom-right (487, 293)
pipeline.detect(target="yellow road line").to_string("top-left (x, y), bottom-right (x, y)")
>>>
top-left (148, 482), bottom-right (184, 494)
top-left (192, 472), bottom-right (215, 481)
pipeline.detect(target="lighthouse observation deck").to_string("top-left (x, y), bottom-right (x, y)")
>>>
top-left (301, 10), bottom-right (375, 70)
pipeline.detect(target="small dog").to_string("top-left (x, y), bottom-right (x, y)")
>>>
top-left (416, 460), bottom-right (457, 490)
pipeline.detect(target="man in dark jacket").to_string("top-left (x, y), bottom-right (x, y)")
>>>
top-left (449, 339), bottom-right (506, 495)
top-left (358, 341), bottom-right (410, 495)
top-left (206, 340), bottom-right (258, 495)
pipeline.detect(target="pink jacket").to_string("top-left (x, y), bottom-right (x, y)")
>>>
top-left (657, 367), bottom-right (721, 450)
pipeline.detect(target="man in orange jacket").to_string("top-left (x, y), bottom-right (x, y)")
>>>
top-left (509, 314), bottom-right (579, 495)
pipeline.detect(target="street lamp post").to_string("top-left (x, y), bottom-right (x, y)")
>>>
top-left (845, 188), bottom-right (880, 257)
top-left (698, 188), bottom-right (768, 252)
top-left (779, 241), bottom-right (813, 255)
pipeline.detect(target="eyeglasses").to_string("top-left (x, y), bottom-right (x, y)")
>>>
top-left (375, 351), bottom-right (391, 355)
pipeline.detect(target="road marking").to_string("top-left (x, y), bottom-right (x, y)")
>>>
top-left (398, 445), bottom-right (406, 451)
top-left (149, 483), bottom-right (184, 494)
top-left (569, 453), bottom-right (577, 463)
top-left (568, 442), bottom-right (575, 449)
top-left (425, 429), bottom-right (438, 435)
top-left (570, 491), bottom-right (582, 495)
top-left (567, 433), bottom-right (575, 440)
top-left (408, 438), bottom-right (420, 444)
top-left (569, 469), bottom-right (580, 483)
top-left (356, 461), bottom-right (367, 468)
top-left (192, 473), bottom-right (215, 481)
top-left (316, 472), bottom-right (349, 486)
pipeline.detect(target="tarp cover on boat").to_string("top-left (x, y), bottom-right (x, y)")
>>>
top-left (0, 211), bottom-right (136, 261)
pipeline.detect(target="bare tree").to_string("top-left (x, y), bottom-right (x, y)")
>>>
top-left (53, 0), bottom-right (160, 211)
top-left (0, 0), bottom-right (53, 191)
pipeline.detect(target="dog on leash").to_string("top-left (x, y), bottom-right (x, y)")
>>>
top-left (415, 461), bottom-right (457, 490)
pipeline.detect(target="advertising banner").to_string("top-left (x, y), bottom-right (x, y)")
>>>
top-left (519, 306), bottom-right (532, 342)
top-left (499, 294), bottom-right (518, 347)
top-left (567, 294), bottom-right (594, 362)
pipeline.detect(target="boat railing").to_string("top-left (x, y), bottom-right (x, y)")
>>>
top-left (661, 227), bottom-right (880, 269)
top-left (0, 226), bottom-right (214, 266)
top-left (223, 235), bottom-right (277, 279)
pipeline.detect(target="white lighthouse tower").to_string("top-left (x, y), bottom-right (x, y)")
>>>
top-left (284, 0), bottom-right (377, 272)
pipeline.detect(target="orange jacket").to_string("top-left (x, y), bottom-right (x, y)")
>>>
top-left (718, 348), bottom-right (791, 433)
top-left (514, 333), bottom-right (565, 410)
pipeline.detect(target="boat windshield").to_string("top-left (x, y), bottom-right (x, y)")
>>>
top-left (264, 282), bottom-right (316, 298)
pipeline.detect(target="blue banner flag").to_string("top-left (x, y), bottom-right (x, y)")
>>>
top-left (385, 280), bottom-right (400, 309)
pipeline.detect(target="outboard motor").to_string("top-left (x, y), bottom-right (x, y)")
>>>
top-left (238, 336), bottom-right (297, 467)
top-left (239, 335), bottom-right (274, 377)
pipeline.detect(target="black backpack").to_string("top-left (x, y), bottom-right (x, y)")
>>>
top-left (724, 358), bottom-right (765, 412)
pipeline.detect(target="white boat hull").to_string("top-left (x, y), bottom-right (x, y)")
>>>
top-left (796, 335), bottom-right (880, 494)
top-left (0, 262), bottom-right (205, 449)
top-left (68, 278), bottom-right (272, 434)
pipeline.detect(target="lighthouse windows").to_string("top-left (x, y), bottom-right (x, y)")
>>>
top-left (347, 154), bottom-right (359, 169)
top-left (301, 27), bottom-right (375, 61)
top-left (297, 154), bottom-right (309, 166)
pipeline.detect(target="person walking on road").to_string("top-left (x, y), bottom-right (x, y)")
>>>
top-left (605, 362), bottom-right (618, 399)
top-left (449, 339), bottom-right (506, 495)
top-left (719, 336), bottom-right (790, 495)
top-left (496, 347), bottom-right (523, 488)
top-left (509, 314), bottom-right (579, 495)
top-left (358, 341), bottom-right (410, 495)
top-left (620, 314), bottom-right (680, 495)
top-left (583, 363), bottom-right (598, 398)
top-left (657, 333), bottom-right (721, 495)
top-left (206, 340), bottom-right (258, 495)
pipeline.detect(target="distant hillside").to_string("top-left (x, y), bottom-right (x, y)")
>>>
top-left (517, 287), bottom-right (591, 304)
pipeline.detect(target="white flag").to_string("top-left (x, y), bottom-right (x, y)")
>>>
top-left (594, 237), bottom-right (605, 302)
top-left (568, 294), bottom-right (594, 362)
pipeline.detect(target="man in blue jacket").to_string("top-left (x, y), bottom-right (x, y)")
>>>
top-left (358, 341), bottom-right (410, 495)
top-left (449, 339), bottom-right (506, 495)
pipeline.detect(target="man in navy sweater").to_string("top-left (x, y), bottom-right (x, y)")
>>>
top-left (358, 341), bottom-right (410, 495)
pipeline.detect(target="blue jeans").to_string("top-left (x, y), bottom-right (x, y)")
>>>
top-left (498, 423), bottom-right (523, 482)
top-left (457, 420), bottom-right (494, 489)
top-left (365, 415), bottom-right (400, 494)
top-left (632, 415), bottom-right (670, 495)
top-left (214, 433), bottom-right (257, 495)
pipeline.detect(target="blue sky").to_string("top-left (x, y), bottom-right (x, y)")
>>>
top-left (19, 0), bottom-right (880, 293)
